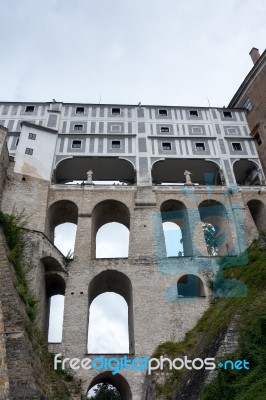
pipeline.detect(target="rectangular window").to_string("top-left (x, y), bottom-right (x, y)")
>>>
top-left (160, 126), bottom-right (170, 133)
top-left (232, 142), bottom-right (242, 151)
top-left (189, 110), bottom-right (198, 117)
top-left (74, 124), bottom-right (83, 130)
top-left (223, 111), bottom-right (232, 118)
top-left (244, 98), bottom-right (253, 112)
top-left (254, 133), bottom-right (262, 146)
top-left (195, 142), bottom-right (205, 151)
top-left (28, 133), bottom-right (36, 140)
top-left (16, 138), bottom-right (19, 146)
top-left (25, 147), bottom-right (33, 155)
top-left (25, 106), bottom-right (35, 113)
top-left (159, 109), bottom-right (168, 116)
top-left (112, 107), bottom-right (121, 115)
top-left (111, 125), bottom-right (121, 132)
top-left (162, 142), bottom-right (171, 150)
top-left (111, 140), bottom-right (121, 149)
top-left (72, 140), bottom-right (82, 148)
top-left (76, 107), bottom-right (85, 114)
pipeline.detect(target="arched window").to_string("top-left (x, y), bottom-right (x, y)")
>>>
top-left (177, 274), bottom-right (205, 297)
top-left (92, 200), bottom-right (130, 259)
top-left (160, 200), bottom-right (192, 256)
top-left (247, 199), bottom-right (266, 233)
top-left (162, 222), bottom-right (183, 257)
top-left (45, 273), bottom-right (66, 342)
top-left (198, 200), bottom-right (233, 256)
top-left (88, 292), bottom-right (128, 353)
top-left (87, 372), bottom-right (132, 400)
top-left (96, 222), bottom-right (129, 258)
top-left (88, 270), bottom-right (134, 354)
top-left (233, 159), bottom-right (261, 186)
top-left (46, 200), bottom-right (78, 256)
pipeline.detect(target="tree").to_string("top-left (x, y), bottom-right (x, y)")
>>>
top-left (88, 383), bottom-right (121, 399)
top-left (202, 222), bottom-right (219, 256)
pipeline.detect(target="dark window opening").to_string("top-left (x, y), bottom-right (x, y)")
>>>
top-left (16, 138), bottom-right (19, 146)
top-left (72, 140), bottom-right (82, 149)
top-left (162, 142), bottom-right (171, 150)
top-left (28, 133), bottom-right (36, 140)
top-left (112, 140), bottom-right (121, 149)
top-left (74, 124), bottom-right (83, 130)
top-left (76, 107), bottom-right (84, 114)
top-left (159, 109), bottom-right (168, 116)
top-left (223, 111), bottom-right (232, 118)
top-left (25, 147), bottom-right (33, 155)
top-left (254, 133), bottom-right (262, 146)
top-left (189, 110), bottom-right (198, 117)
top-left (25, 105), bottom-right (34, 113)
top-left (160, 126), bottom-right (170, 133)
top-left (232, 142), bottom-right (242, 151)
top-left (195, 142), bottom-right (205, 151)
top-left (112, 107), bottom-right (121, 115)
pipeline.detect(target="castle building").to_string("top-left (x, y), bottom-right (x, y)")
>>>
top-left (229, 47), bottom-right (266, 175)
top-left (0, 101), bottom-right (266, 399)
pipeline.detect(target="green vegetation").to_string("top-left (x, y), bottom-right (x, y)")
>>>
top-left (0, 210), bottom-right (82, 400)
top-left (0, 209), bottom-right (38, 321)
top-left (88, 383), bottom-right (121, 399)
top-left (153, 234), bottom-right (266, 399)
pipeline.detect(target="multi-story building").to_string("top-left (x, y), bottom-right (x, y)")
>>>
top-left (229, 47), bottom-right (266, 174)
top-left (0, 101), bottom-right (266, 399)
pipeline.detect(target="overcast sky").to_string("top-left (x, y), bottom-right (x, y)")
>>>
top-left (0, 0), bottom-right (265, 107)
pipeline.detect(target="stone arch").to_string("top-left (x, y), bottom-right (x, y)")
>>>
top-left (177, 274), bottom-right (206, 297)
top-left (233, 159), bottom-right (261, 185)
top-left (44, 273), bottom-right (66, 342)
top-left (91, 199), bottom-right (130, 258)
top-left (247, 199), bottom-right (266, 233)
top-left (88, 270), bottom-right (134, 353)
top-left (160, 199), bottom-right (193, 256)
top-left (198, 199), bottom-right (233, 255)
top-left (45, 199), bottom-right (78, 243)
top-left (87, 372), bottom-right (132, 400)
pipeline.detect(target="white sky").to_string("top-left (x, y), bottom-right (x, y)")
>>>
top-left (0, 0), bottom-right (265, 107)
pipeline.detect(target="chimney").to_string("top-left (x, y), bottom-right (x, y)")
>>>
top-left (249, 47), bottom-right (261, 65)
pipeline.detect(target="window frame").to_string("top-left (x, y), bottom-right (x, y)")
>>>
top-left (162, 142), bottom-right (172, 151)
top-left (28, 132), bottom-right (36, 140)
top-left (195, 142), bottom-right (206, 151)
top-left (25, 147), bottom-right (33, 155)
top-left (73, 124), bottom-right (84, 131)
top-left (25, 105), bottom-right (35, 113)
top-left (223, 111), bottom-right (232, 118)
top-left (232, 142), bottom-right (242, 151)
top-left (159, 109), bottom-right (168, 117)
top-left (111, 140), bottom-right (121, 149)
top-left (111, 107), bottom-right (121, 116)
top-left (76, 106), bottom-right (85, 114)
top-left (189, 110), bottom-right (199, 117)
top-left (160, 126), bottom-right (170, 133)
top-left (72, 140), bottom-right (82, 149)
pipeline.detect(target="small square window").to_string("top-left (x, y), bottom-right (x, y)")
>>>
top-left (254, 133), bottom-right (262, 146)
top-left (189, 110), bottom-right (198, 117)
top-left (159, 109), bottom-right (168, 116)
top-left (25, 106), bottom-right (35, 113)
top-left (112, 140), bottom-right (121, 149)
top-left (223, 111), bottom-right (232, 118)
top-left (162, 142), bottom-right (171, 150)
top-left (232, 142), bottom-right (242, 151)
top-left (160, 126), bottom-right (170, 133)
top-left (74, 124), bottom-right (83, 131)
top-left (25, 147), bottom-right (33, 155)
top-left (28, 133), bottom-right (36, 140)
top-left (112, 107), bottom-right (121, 115)
top-left (195, 142), bottom-right (205, 151)
top-left (244, 98), bottom-right (253, 112)
top-left (76, 107), bottom-right (85, 114)
top-left (72, 140), bottom-right (82, 149)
